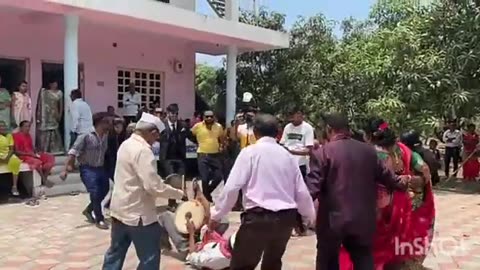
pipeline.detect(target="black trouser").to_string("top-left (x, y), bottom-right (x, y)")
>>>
top-left (230, 208), bottom-right (297, 270)
top-left (445, 146), bottom-right (460, 177)
top-left (162, 159), bottom-right (185, 208)
top-left (316, 229), bottom-right (374, 270)
top-left (432, 171), bottom-right (440, 186)
top-left (197, 153), bottom-right (224, 202)
top-left (295, 165), bottom-right (308, 234)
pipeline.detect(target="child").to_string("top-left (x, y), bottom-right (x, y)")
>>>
top-left (429, 139), bottom-right (441, 185)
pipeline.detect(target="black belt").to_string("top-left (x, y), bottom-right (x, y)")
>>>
top-left (245, 207), bottom-right (296, 215)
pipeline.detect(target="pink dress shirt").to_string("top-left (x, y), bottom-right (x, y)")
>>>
top-left (211, 137), bottom-right (316, 224)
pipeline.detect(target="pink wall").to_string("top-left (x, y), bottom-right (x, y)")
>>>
top-left (0, 11), bottom-right (196, 120)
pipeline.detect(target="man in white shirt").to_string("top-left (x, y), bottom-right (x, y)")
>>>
top-left (122, 83), bottom-right (141, 124)
top-left (102, 112), bottom-right (185, 270)
top-left (443, 120), bottom-right (462, 177)
top-left (69, 89), bottom-right (93, 147)
top-left (280, 107), bottom-right (315, 236)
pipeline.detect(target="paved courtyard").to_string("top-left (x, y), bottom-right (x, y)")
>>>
top-left (1, 189), bottom-right (480, 270)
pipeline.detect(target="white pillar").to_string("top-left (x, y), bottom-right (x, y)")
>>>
top-left (226, 46), bottom-right (238, 125)
top-left (64, 15), bottom-right (79, 150)
top-left (225, 0), bottom-right (239, 21)
top-left (225, 0), bottom-right (239, 126)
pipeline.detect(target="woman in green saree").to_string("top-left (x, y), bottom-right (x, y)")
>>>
top-left (36, 80), bottom-right (64, 154)
top-left (0, 76), bottom-right (12, 131)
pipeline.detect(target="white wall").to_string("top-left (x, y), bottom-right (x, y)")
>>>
top-left (171, 0), bottom-right (196, 11)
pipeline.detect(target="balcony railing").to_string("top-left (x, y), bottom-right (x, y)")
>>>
top-left (206, 0), bottom-right (226, 18)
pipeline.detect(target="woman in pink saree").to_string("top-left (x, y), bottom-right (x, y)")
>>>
top-left (340, 119), bottom-right (435, 270)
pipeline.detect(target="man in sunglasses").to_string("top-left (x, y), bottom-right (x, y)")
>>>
top-left (190, 110), bottom-right (225, 202)
top-left (159, 103), bottom-right (189, 211)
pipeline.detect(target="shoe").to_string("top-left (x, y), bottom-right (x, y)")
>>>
top-left (96, 221), bottom-right (109, 230)
top-left (11, 187), bottom-right (19, 196)
top-left (82, 209), bottom-right (95, 224)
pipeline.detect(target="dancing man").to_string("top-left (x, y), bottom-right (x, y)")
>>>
top-left (61, 112), bottom-right (112, 230)
top-left (210, 114), bottom-right (315, 270)
top-left (307, 113), bottom-right (410, 270)
top-left (102, 112), bottom-right (185, 270)
top-left (190, 110), bottom-right (225, 202)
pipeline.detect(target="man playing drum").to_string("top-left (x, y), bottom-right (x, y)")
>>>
top-left (158, 180), bottom-right (232, 269)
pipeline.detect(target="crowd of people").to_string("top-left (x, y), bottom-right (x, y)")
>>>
top-left (3, 76), bottom-right (480, 270)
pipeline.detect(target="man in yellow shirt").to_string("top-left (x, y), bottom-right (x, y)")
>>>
top-left (233, 110), bottom-right (257, 150)
top-left (190, 110), bottom-right (225, 202)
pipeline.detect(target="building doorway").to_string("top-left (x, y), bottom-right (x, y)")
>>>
top-left (0, 58), bottom-right (27, 93)
top-left (40, 62), bottom-right (84, 153)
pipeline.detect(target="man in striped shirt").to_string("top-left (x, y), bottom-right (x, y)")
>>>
top-left (61, 112), bottom-right (113, 230)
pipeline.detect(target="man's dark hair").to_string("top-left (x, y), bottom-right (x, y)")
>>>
top-left (253, 113), bottom-right (278, 138)
top-left (71, 89), bottom-right (82, 100)
top-left (19, 120), bottom-right (30, 128)
top-left (321, 113), bottom-right (349, 131)
top-left (289, 106), bottom-right (304, 115)
top-left (92, 112), bottom-right (112, 127)
top-left (166, 103), bottom-right (179, 113)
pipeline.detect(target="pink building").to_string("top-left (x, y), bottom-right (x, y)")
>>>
top-left (0, 0), bottom-right (288, 196)
top-left (0, 0), bottom-right (288, 146)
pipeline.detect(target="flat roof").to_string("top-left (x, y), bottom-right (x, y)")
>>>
top-left (0, 0), bottom-right (289, 55)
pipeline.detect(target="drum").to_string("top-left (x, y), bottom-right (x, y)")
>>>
top-left (174, 200), bottom-right (206, 234)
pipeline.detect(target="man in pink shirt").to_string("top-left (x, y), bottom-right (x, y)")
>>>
top-left (209, 113), bottom-right (316, 270)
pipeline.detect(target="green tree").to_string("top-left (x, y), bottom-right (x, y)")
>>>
top-left (195, 64), bottom-right (220, 106)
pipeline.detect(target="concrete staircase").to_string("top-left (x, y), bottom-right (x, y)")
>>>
top-left (44, 155), bottom-right (86, 197)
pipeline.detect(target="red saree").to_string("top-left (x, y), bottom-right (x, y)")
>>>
top-left (339, 142), bottom-right (435, 270)
top-left (462, 133), bottom-right (479, 179)
top-left (12, 132), bottom-right (55, 173)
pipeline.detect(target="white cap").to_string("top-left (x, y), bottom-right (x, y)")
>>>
top-left (242, 92), bottom-right (253, 102)
top-left (137, 112), bottom-right (165, 133)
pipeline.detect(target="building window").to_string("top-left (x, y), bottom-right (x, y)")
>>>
top-left (117, 68), bottom-right (164, 110)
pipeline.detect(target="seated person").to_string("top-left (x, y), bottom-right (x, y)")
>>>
top-left (13, 121), bottom-right (55, 187)
top-left (0, 120), bottom-right (22, 196)
top-left (158, 180), bottom-right (231, 269)
top-left (185, 218), bottom-right (236, 270)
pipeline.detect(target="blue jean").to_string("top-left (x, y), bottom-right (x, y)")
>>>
top-left (79, 165), bottom-right (109, 222)
top-left (103, 218), bottom-right (161, 270)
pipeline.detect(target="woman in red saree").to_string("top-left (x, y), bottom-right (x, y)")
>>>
top-left (340, 118), bottom-right (435, 270)
top-left (13, 120), bottom-right (55, 185)
top-left (462, 124), bottom-right (479, 181)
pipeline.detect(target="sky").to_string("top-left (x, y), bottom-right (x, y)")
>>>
top-left (195, 0), bottom-right (377, 66)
